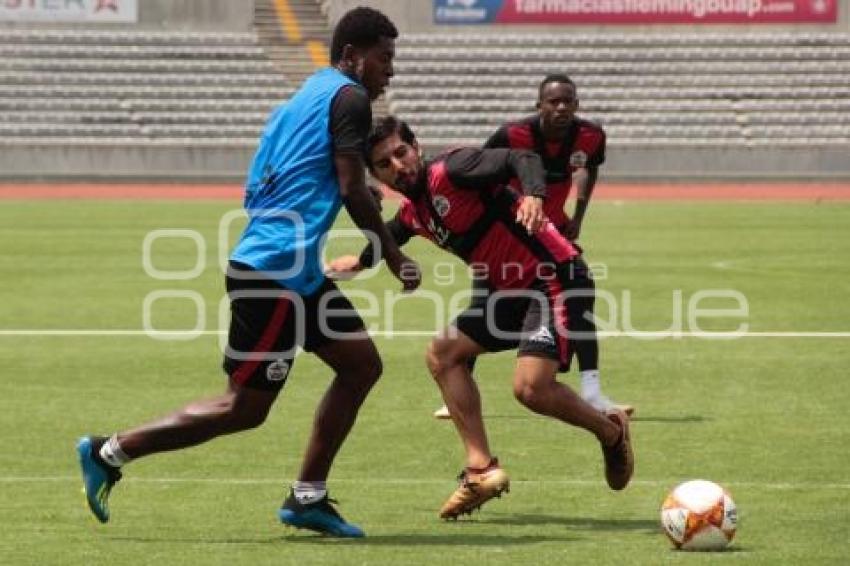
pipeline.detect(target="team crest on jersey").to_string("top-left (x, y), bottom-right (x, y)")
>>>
top-left (432, 195), bottom-right (451, 217)
top-left (266, 359), bottom-right (291, 382)
top-left (569, 151), bottom-right (588, 168)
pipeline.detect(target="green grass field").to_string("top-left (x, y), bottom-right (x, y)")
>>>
top-left (1, 197), bottom-right (848, 565)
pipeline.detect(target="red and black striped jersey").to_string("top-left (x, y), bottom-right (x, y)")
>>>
top-left (391, 147), bottom-right (579, 290)
top-left (485, 115), bottom-right (605, 228)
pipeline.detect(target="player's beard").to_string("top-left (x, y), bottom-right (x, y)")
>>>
top-left (396, 169), bottom-right (425, 199)
top-left (394, 172), bottom-right (417, 195)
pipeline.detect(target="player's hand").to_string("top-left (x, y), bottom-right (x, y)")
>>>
top-left (385, 251), bottom-right (421, 293)
top-left (516, 196), bottom-right (546, 234)
top-left (324, 255), bottom-right (363, 280)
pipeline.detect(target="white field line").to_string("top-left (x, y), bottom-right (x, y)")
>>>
top-left (0, 330), bottom-right (849, 338)
top-left (3, 476), bottom-right (849, 490)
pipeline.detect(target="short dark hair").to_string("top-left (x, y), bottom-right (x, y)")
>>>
top-left (330, 7), bottom-right (398, 65)
top-left (538, 74), bottom-right (576, 100)
top-left (365, 115), bottom-right (416, 170)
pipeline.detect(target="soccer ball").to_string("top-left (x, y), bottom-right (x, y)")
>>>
top-left (661, 479), bottom-right (737, 551)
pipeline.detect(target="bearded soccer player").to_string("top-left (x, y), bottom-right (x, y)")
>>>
top-left (433, 74), bottom-right (632, 420)
top-left (75, 8), bottom-right (420, 538)
top-left (327, 117), bottom-right (633, 519)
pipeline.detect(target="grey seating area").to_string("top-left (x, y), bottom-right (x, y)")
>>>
top-left (4, 22), bottom-right (849, 179)
top-left (0, 29), bottom-right (292, 147)
top-left (389, 33), bottom-right (850, 153)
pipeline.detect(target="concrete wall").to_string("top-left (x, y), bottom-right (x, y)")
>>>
top-left (326, 0), bottom-right (850, 32)
top-left (417, 144), bottom-right (850, 181)
top-left (0, 142), bottom-right (256, 182)
top-left (5, 142), bottom-right (847, 182)
top-left (602, 145), bottom-right (850, 181)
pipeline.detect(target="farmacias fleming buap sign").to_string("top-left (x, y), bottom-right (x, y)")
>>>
top-left (434, 0), bottom-right (838, 24)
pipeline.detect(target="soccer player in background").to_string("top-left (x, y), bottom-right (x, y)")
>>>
top-left (327, 117), bottom-right (633, 519)
top-left (433, 74), bottom-right (633, 419)
top-left (76, 8), bottom-right (420, 538)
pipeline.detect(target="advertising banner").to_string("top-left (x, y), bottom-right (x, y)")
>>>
top-left (434, 0), bottom-right (839, 24)
top-left (0, 0), bottom-right (138, 23)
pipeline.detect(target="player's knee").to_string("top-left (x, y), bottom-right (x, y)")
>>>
top-left (357, 354), bottom-right (383, 387)
top-left (425, 341), bottom-right (442, 379)
top-left (236, 409), bottom-right (268, 431)
top-left (513, 381), bottom-right (546, 411)
top-left (214, 389), bottom-right (277, 432)
top-left (426, 338), bottom-right (452, 379)
top-left (220, 401), bottom-right (269, 432)
top-left (338, 352), bottom-right (382, 394)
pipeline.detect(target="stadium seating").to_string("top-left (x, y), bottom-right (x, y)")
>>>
top-left (388, 33), bottom-right (850, 148)
top-left (0, 28), bottom-right (290, 146)
top-left (2, 4), bottom-right (848, 177)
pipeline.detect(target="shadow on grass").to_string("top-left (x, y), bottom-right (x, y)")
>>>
top-left (109, 532), bottom-right (571, 546)
top-left (278, 532), bottom-right (573, 546)
top-left (108, 535), bottom-right (282, 545)
top-left (668, 545), bottom-right (750, 554)
top-left (481, 513), bottom-right (659, 534)
top-left (442, 414), bottom-right (709, 423)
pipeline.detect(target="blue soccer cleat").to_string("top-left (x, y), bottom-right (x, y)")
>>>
top-left (278, 491), bottom-right (365, 538)
top-left (76, 436), bottom-right (122, 523)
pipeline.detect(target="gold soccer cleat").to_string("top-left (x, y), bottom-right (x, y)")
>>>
top-left (439, 465), bottom-right (510, 519)
top-left (601, 409), bottom-right (634, 491)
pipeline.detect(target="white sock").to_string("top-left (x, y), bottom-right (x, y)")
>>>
top-left (99, 434), bottom-right (130, 468)
top-left (293, 481), bottom-right (327, 505)
top-left (580, 370), bottom-right (601, 399)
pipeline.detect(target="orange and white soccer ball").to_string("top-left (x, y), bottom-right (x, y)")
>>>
top-left (661, 479), bottom-right (737, 551)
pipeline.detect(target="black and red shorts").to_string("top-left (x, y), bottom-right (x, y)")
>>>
top-left (455, 259), bottom-right (594, 372)
top-left (222, 261), bottom-right (366, 391)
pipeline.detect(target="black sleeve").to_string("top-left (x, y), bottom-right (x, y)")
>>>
top-left (482, 125), bottom-right (509, 149)
top-left (358, 214), bottom-right (415, 268)
top-left (444, 147), bottom-right (547, 198)
top-left (588, 130), bottom-right (606, 168)
top-left (330, 85), bottom-right (372, 155)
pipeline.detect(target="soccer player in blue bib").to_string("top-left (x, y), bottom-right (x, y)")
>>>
top-left (76, 7), bottom-right (419, 538)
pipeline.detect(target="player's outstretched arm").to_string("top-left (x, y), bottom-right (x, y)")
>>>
top-left (567, 166), bottom-right (598, 241)
top-left (325, 254), bottom-right (363, 280)
top-left (445, 147), bottom-right (548, 234)
top-left (326, 212), bottom-right (415, 281)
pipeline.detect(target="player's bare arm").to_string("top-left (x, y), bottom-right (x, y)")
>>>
top-left (335, 153), bottom-right (421, 292)
top-left (567, 166), bottom-right (598, 241)
top-left (326, 212), bottom-right (414, 280)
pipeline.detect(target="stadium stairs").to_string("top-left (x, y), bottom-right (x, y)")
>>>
top-left (255, 0), bottom-right (329, 86)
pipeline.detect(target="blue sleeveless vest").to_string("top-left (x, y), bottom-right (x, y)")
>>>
top-left (231, 68), bottom-right (358, 295)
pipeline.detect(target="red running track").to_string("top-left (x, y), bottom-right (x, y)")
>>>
top-left (1, 183), bottom-right (849, 201)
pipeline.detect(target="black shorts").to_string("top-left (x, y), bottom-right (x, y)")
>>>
top-left (456, 260), bottom-right (594, 372)
top-left (222, 261), bottom-right (366, 391)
